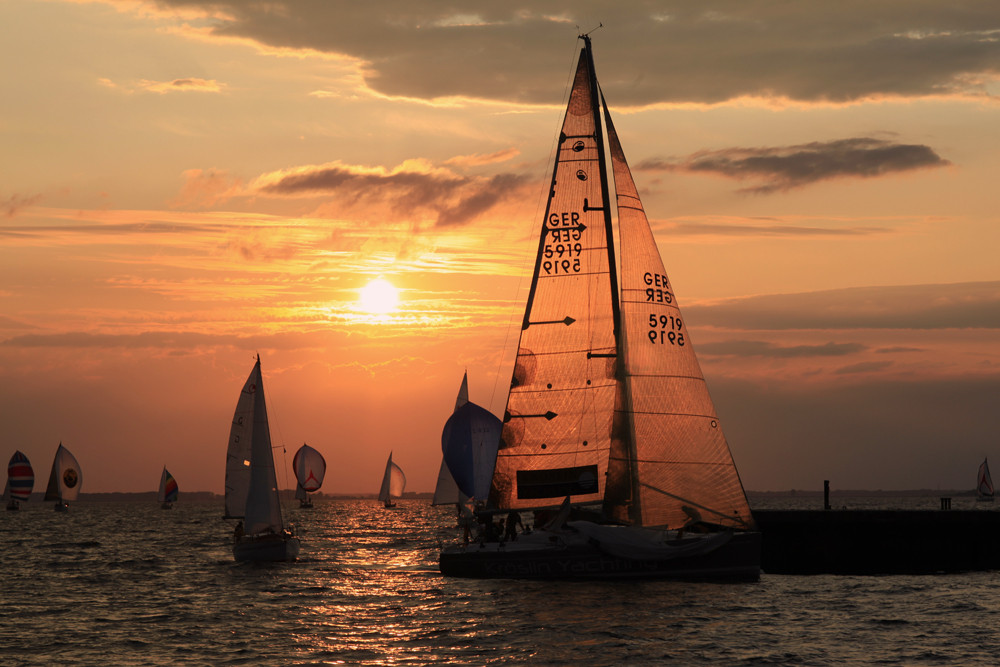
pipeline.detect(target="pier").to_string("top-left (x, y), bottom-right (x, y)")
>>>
top-left (754, 508), bottom-right (1000, 575)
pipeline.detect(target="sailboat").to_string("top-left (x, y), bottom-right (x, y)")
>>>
top-left (977, 458), bottom-right (994, 502)
top-left (293, 443), bottom-right (326, 508)
top-left (431, 374), bottom-right (470, 507)
top-left (225, 356), bottom-right (300, 562)
top-left (439, 35), bottom-right (761, 580)
top-left (5, 451), bottom-right (34, 511)
top-left (158, 466), bottom-right (179, 509)
top-left (43, 443), bottom-right (82, 511)
top-left (378, 452), bottom-right (406, 508)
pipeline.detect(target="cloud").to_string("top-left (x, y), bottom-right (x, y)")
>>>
top-left (136, 2), bottom-right (1000, 105)
top-left (686, 281), bottom-right (1000, 331)
top-left (139, 77), bottom-right (224, 94)
top-left (251, 160), bottom-right (531, 226)
top-left (170, 169), bottom-right (245, 208)
top-left (444, 148), bottom-right (521, 167)
top-left (640, 138), bottom-right (950, 193)
top-left (3, 193), bottom-right (42, 218)
top-left (698, 340), bottom-right (867, 358)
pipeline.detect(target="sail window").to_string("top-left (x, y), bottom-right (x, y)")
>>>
top-left (516, 465), bottom-right (599, 499)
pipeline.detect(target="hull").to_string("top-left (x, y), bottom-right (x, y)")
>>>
top-left (440, 528), bottom-right (761, 581)
top-left (233, 533), bottom-right (300, 562)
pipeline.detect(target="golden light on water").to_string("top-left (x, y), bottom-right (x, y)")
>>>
top-left (358, 278), bottom-right (399, 315)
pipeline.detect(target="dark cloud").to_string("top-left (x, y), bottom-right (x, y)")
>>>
top-left (257, 163), bottom-right (530, 227)
top-left (640, 138), bottom-right (950, 193)
top-left (145, 1), bottom-right (1000, 104)
top-left (663, 220), bottom-right (890, 238)
top-left (684, 281), bottom-right (1000, 331)
top-left (698, 340), bottom-right (867, 358)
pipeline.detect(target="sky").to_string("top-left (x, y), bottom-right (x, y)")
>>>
top-left (2, 0), bottom-right (999, 495)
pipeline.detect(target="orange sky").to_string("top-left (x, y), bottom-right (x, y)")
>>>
top-left (2, 1), bottom-right (999, 494)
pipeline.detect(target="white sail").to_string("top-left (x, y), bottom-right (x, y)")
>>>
top-left (378, 452), bottom-right (406, 504)
top-left (226, 356), bottom-right (284, 535)
top-left (43, 443), bottom-right (82, 503)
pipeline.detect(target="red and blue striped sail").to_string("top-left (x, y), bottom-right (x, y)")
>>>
top-left (8, 451), bottom-right (34, 501)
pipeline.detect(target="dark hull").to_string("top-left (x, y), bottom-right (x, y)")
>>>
top-left (440, 531), bottom-right (761, 581)
top-left (233, 534), bottom-right (300, 562)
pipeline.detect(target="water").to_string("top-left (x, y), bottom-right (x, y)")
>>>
top-left (2, 498), bottom-right (999, 665)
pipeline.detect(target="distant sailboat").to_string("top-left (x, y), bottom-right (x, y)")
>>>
top-left (5, 451), bottom-right (34, 511)
top-left (439, 36), bottom-right (760, 580)
top-left (43, 443), bottom-right (82, 512)
top-left (378, 452), bottom-right (406, 508)
top-left (977, 458), bottom-right (994, 502)
top-left (225, 356), bottom-right (300, 562)
top-left (158, 466), bottom-right (178, 509)
top-left (293, 443), bottom-right (326, 508)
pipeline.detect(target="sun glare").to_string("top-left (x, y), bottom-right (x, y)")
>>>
top-left (359, 278), bottom-right (399, 315)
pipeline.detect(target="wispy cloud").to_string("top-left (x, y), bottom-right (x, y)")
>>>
top-left (139, 77), bottom-right (224, 94)
top-left (686, 281), bottom-right (1000, 331)
top-left (640, 138), bottom-right (950, 194)
top-left (698, 340), bottom-right (867, 358)
top-left (3, 193), bottom-right (42, 218)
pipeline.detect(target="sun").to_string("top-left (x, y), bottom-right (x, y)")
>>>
top-left (358, 278), bottom-right (399, 315)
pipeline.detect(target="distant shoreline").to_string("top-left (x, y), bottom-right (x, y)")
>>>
top-left (12, 489), bottom-right (975, 502)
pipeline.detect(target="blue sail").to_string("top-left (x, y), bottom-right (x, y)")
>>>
top-left (440, 401), bottom-right (502, 500)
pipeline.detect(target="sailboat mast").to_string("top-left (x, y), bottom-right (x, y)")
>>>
top-left (581, 35), bottom-right (622, 338)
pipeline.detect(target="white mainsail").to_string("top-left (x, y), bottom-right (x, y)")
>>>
top-left (43, 443), bottom-right (82, 504)
top-left (225, 356), bottom-right (284, 535)
top-left (378, 452), bottom-right (406, 505)
top-left (487, 37), bottom-right (754, 531)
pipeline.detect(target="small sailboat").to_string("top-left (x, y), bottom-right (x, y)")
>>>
top-left (293, 443), bottom-right (326, 508)
top-left (977, 458), bottom-right (994, 502)
top-left (225, 356), bottom-right (300, 562)
top-left (43, 443), bottom-right (82, 512)
top-left (378, 452), bottom-right (406, 508)
top-left (439, 35), bottom-right (760, 581)
top-left (158, 466), bottom-right (179, 509)
top-left (431, 374), bottom-right (470, 507)
top-left (439, 374), bottom-right (502, 503)
top-left (5, 451), bottom-right (34, 511)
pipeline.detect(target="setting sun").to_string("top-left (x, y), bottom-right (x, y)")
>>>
top-left (358, 278), bottom-right (400, 314)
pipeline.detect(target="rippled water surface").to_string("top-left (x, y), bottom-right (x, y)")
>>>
top-left (2, 498), bottom-right (1000, 665)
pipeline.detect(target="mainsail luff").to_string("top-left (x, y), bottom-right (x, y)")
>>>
top-left (602, 99), bottom-right (755, 530)
top-left (489, 39), bottom-right (620, 511)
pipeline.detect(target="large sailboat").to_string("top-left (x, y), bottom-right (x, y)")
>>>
top-left (43, 443), bottom-right (82, 512)
top-left (293, 443), bottom-right (326, 508)
top-left (377, 452), bottom-right (406, 508)
top-left (439, 36), bottom-right (760, 580)
top-left (158, 466), bottom-right (178, 509)
top-left (225, 356), bottom-right (300, 561)
top-left (4, 451), bottom-right (34, 511)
